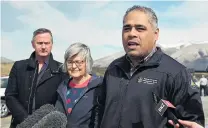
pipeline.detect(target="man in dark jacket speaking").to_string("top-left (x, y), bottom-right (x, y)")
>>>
top-left (98, 5), bottom-right (205, 128)
top-left (5, 28), bottom-right (66, 128)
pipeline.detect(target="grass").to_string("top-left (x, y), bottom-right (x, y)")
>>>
top-left (1, 63), bottom-right (13, 76)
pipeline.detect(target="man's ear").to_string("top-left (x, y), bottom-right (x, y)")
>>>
top-left (155, 28), bottom-right (159, 41)
top-left (32, 41), bottom-right (35, 49)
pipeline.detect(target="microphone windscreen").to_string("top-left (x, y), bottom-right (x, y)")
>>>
top-left (32, 111), bottom-right (67, 128)
top-left (17, 104), bottom-right (57, 128)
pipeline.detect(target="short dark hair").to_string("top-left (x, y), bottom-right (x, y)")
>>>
top-left (123, 5), bottom-right (158, 30)
top-left (31, 28), bottom-right (53, 43)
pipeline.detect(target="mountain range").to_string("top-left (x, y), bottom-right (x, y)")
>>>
top-left (1, 43), bottom-right (208, 71)
top-left (93, 43), bottom-right (208, 71)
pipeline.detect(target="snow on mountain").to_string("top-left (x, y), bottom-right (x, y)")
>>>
top-left (93, 43), bottom-right (208, 71)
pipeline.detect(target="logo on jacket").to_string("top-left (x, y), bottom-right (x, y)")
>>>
top-left (137, 77), bottom-right (158, 85)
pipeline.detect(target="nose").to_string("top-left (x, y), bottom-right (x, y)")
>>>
top-left (129, 27), bottom-right (137, 38)
top-left (41, 43), bottom-right (46, 49)
top-left (72, 62), bottom-right (77, 68)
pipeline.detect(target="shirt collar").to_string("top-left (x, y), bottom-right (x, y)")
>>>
top-left (126, 46), bottom-right (157, 68)
top-left (35, 56), bottom-right (50, 66)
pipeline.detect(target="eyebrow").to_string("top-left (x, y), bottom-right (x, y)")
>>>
top-left (123, 24), bottom-right (146, 28)
top-left (37, 42), bottom-right (50, 44)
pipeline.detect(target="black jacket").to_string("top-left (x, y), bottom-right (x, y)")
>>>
top-left (5, 52), bottom-right (67, 127)
top-left (55, 75), bottom-right (103, 128)
top-left (99, 48), bottom-right (205, 128)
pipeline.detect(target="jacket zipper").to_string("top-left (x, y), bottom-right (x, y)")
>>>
top-left (57, 86), bottom-right (68, 114)
top-left (116, 66), bottom-right (132, 128)
top-left (28, 65), bottom-right (38, 113)
top-left (56, 86), bottom-right (90, 117)
top-left (69, 87), bottom-right (89, 116)
top-left (117, 78), bottom-right (129, 128)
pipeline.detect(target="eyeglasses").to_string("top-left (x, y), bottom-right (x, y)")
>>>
top-left (67, 60), bottom-right (85, 67)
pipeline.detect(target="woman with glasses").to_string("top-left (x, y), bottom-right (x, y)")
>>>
top-left (55, 43), bottom-right (103, 128)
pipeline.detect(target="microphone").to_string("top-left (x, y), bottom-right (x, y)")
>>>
top-left (153, 93), bottom-right (184, 128)
top-left (32, 111), bottom-right (67, 128)
top-left (155, 99), bottom-right (176, 116)
top-left (16, 104), bottom-right (67, 128)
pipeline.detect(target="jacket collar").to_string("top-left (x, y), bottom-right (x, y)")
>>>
top-left (27, 51), bottom-right (60, 72)
top-left (115, 47), bottom-right (163, 74)
top-left (28, 52), bottom-right (36, 68)
top-left (59, 74), bottom-right (102, 91)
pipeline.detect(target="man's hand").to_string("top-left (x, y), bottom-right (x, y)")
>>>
top-left (168, 119), bottom-right (204, 128)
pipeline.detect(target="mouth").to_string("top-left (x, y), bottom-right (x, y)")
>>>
top-left (40, 51), bottom-right (47, 53)
top-left (127, 41), bottom-right (139, 49)
top-left (70, 69), bottom-right (80, 71)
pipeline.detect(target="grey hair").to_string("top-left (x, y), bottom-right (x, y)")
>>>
top-left (123, 5), bottom-right (158, 30)
top-left (63, 43), bottom-right (93, 74)
top-left (31, 28), bottom-right (53, 43)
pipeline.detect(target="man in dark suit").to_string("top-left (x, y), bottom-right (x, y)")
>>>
top-left (5, 28), bottom-right (66, 128)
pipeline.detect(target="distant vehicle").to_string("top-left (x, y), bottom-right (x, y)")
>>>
top-left (0, 76), bottom-right (10, 118)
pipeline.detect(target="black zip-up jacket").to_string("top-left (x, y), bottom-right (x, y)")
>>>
top-left (99, 48), bottom-right (205, 128)
top-left (5, 52), bottom-right (67, 128)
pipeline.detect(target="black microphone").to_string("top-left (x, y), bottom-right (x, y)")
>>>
top-left (153, 93), bottom-right (184, 128)
top-left (16, 104), bottom-right (67, 128)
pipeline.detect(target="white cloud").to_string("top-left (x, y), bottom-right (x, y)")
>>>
top-left (82, 1), bottom-right (111, 9)
top-left (101, 9), bottom-right (120, 20)
top-left (2, 1), bottom-right (208, 61)
top-left (1, 30), bottom-right (34, 60)
top-left (158, 1), bottom-right (208, 47)
top-left (9, 1), bottom-right (122, 46)
top-left (161, 1), bottom-right (208, 21)
top-left (1, 36), bottom-right (14, 57)
top-left (158, 22), bottom-right (208, 48)
top-left (5, 1), bottom-right (122, 61)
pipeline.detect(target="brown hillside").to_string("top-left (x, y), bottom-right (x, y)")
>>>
top-left (1, 63), bottom-right (14, 76)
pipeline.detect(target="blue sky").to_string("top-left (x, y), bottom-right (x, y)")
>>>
top-left (1, 1), bottom-right (208, 62)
